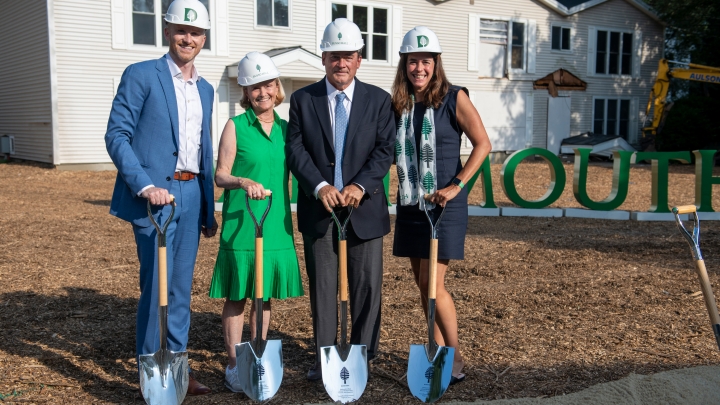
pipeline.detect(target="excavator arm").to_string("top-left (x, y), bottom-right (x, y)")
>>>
top-left (643, 59), bottom-right (720, 138)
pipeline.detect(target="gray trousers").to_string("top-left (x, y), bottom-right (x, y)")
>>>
top-left (303, 221), bottom-right (383, 363)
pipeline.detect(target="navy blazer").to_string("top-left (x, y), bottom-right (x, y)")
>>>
top-left (105, 57), bottom-right (215, 228)
top-left (286, 78), bottom-right (395, 240)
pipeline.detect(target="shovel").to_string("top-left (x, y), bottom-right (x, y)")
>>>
top-left (139, 196), bottom-right (189, 405)
top-left (320, 206), bottom-right (369, 404)
top-left (672, 205), bottom-right (720, 351)
top-left (407, 195), bottom-right (455, 403)
top-left (236, 190), bottom-right (284, 401)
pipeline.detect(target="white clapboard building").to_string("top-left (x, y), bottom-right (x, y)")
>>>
top-left (0, 0), bottom-right (663, 168)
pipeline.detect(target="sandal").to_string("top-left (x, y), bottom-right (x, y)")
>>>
top-left (450, 373), bottom-right (466, 385)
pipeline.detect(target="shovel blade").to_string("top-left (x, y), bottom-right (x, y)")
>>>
top-left (407, 344), bottom-right (454, 403)
top-left (320, 344), bottom-right (368, 404)
top-left (235, 339), bottom-right (283, 401)
top-left (138, 349), bottom-right (188, 405)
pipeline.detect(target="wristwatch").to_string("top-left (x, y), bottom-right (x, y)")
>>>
top-left (451, 177), bottom-right (465, 189)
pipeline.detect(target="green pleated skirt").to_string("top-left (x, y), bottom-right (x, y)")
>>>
top-left (209, 247), bottom-right (303, 301)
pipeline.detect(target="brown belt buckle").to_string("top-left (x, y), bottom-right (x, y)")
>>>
top-left (174, 171), bottom-right (197, 181)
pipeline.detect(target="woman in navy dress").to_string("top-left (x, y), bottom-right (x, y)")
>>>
top-left (391, 26), bottom-right (492, 383)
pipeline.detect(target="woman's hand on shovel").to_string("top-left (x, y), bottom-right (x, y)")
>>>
top-left (142, 187), bottom-right (174, 206)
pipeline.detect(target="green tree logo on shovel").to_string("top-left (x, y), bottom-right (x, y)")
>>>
top-left (340, 367), bottom-right (350, 384)
top-left (424, 367), bottom-right (434, 383)
top-left (257, 362), bottom-right (265, 380)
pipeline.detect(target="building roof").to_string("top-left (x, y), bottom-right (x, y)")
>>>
top-left (227, 46), bottom-right (323, 80)
top-left (536, 0), bottom-right (663, 24)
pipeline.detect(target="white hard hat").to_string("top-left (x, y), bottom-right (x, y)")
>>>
top-left (164, 0), bottom-right (211, 30)
top-left (399, 26), bottom-right (442, 54)
top-left (237, 52), bottom-right (281, 86)
top-left (319, 18), bottom-right (364, 52)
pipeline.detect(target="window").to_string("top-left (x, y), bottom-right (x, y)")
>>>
top-left (595, 30), bottom-right (632, 75)
top-left (593, 98), bottom-right (631, 138)
top-left (132, 0), bottom-right (210, 49)
top-left (478, 18), bottom-right (528, 77)
top-left (551, 26), bottom-right (570, 51)
top-left (331, 2), bottom-right (388, 62)
top-left (257, 0), bottom-right (289, 28)
top-left (510, 22), bottom-right (525, 69)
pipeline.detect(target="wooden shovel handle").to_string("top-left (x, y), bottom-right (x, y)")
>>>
top-left (158, 246), bottom-right (168, 307)
top-left (339, 240), bottom-right (348, 302)
top-left (428, 239), bottom-right (438, 300)
top-left (674, 205), bottom-right (697, 215)
top-left (255, 237), bottom-right (263, 300)
top-left (695, 259), bottom-right (720, 326)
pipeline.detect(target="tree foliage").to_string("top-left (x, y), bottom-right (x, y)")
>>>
top-left (645, 0), bottom-right (720, 151)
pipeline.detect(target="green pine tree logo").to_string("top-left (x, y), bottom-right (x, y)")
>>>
top-left (256, 64), bottom-right (261, 72)
top-left (338, 32), bottom-right (343, 39)
top-left (394, 140), bottom-right (402, 158)
top-left (404, 139), bottom-right (415, 162)
top-left (184, 8), bottom-right (197, 22)
top-left (397, 166), bottom-right (406, 184)
top-left (422, 172), bottom-right (435, 191)
top-left (417, 35), bottom-right (429, 48)
top-left (421, 117), bottom-right (432, 140)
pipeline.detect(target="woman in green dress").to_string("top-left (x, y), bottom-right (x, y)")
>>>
top-left (210, 52), bottom-right (303, 393)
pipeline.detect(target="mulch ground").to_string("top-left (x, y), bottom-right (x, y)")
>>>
top-left (2, 158), bottom-right (720, 404)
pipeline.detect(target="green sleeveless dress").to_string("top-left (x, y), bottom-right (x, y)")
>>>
top-left (208, 109), bottom-right (303, 301)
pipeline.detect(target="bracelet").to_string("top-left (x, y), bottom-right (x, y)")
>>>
top-left (451, 177), bottom-right (465, 189)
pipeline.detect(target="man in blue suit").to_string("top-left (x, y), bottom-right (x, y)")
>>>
top-left (286, 18), bottom-right (396, 380)
top-left (105, 0), bottom-right (216, 395)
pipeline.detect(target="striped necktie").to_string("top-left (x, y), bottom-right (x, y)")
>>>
top-left (334, 92), bottom-right (348, 191)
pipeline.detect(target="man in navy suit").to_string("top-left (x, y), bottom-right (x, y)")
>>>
top-left (104, 0), bottom-right (216, 395)
top-left (286, 18), bottom-right (396, 380)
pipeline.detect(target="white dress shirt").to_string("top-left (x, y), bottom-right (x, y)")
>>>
top-left (138, 54), bottom-right (204, 196)
top-left (314, 78), bottom-right (364, 197)
top-left (166, 53), bottom-right (203, 174)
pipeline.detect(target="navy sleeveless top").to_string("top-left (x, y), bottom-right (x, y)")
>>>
top-left (393, 85), bottom-right (469, 260)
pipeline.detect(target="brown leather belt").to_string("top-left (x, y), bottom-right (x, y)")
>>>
top-left (174, 171), bottom-right (197, 181)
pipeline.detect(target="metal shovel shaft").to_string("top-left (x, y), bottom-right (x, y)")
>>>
top-left (673, 205), bottom-right (720, 351)
top-left (140, 198), bottom-right (189, 405)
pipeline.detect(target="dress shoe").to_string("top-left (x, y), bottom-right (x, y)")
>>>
top-left (187, 371), bottom-right (212, 396)
top-left (307, 361), bottom-right (322, 381)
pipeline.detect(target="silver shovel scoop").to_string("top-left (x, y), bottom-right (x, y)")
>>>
top-left (320, 206), bottom-right (369, 404)
top-left (139, 196), bottom-right (190, 405)
top-left (236, 190), bottom-right (284, 401)
top-left (407, 196), bottom-right (455, 403)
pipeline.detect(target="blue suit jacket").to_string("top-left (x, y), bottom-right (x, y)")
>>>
top-left (105, 57), bottom-right (215, 228)
top-left (286, 78), bottom-right (395, 240)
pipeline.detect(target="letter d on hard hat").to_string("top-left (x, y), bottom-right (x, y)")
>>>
top-left (399, 26), bottom-right (442, 54)
top-left (320, 18), bottom-right (364, 52)
top-left (237, 52), bottom-right (281, 86)
top-left (164, 0), bottom-right (211, 30)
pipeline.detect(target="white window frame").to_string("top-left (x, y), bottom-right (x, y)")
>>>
top-left (328, 1), bottom-right (392, 65)
top-left (124, 0), bottom-right (217, 55)
top-left (591, 96), bottom-right (636, 140)
top-left (254, 0), bottom-right (292, 31)
top-left (588, 26), bottom-right (640, 78)
top-left (550, 24), bottom-right (572, 53)
top-left (471, 14), bottom-right (535, 77)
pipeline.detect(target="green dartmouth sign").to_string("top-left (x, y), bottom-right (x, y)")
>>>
top-left (466, 148), bottom-right (720, 213)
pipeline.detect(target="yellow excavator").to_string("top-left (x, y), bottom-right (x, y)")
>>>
top-left (643, 59), bottom-right (720, 147)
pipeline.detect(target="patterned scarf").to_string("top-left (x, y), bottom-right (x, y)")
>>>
top-left (395, 97), bottom-right (437, 209)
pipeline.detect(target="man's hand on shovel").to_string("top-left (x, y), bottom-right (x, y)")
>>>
top-left (142, 187), bottom-right (173, 206)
